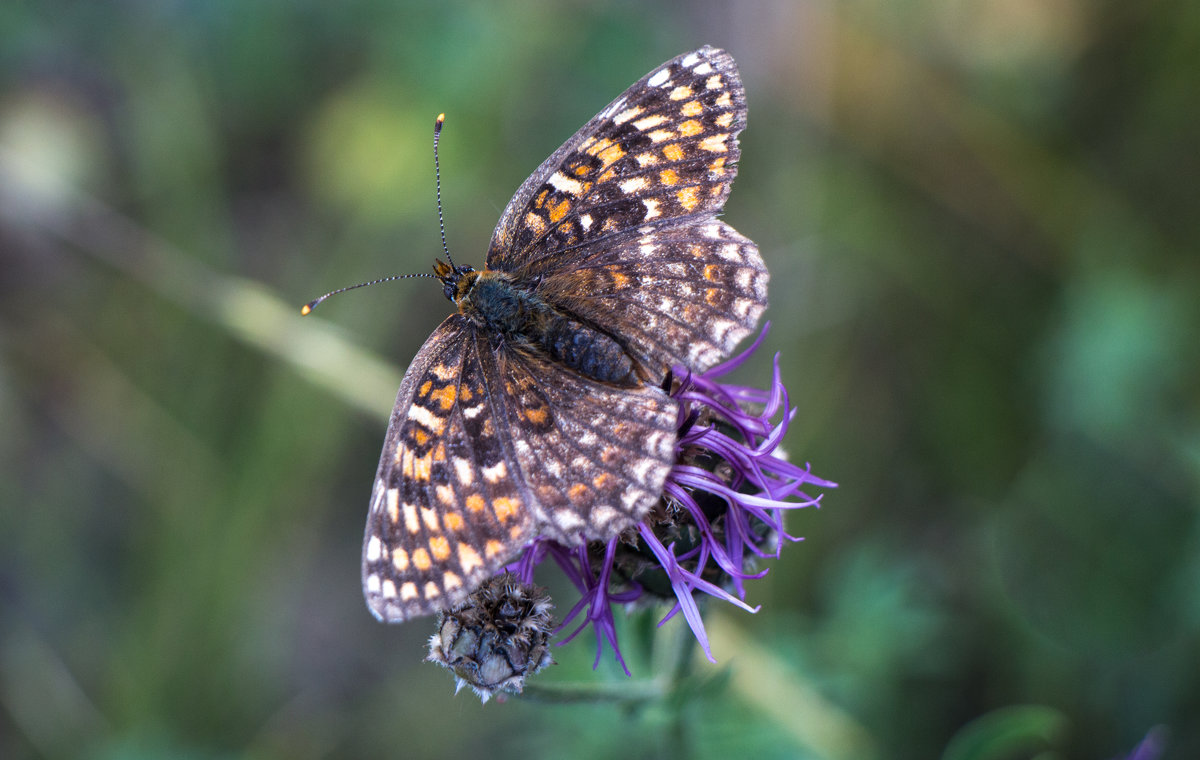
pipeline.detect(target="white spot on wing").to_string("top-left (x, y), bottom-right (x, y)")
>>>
top-left (555, 510), bottom-right (585, 534)
top-left (482, 461), bottom-right (507, 483)
top-left (620, 176), bottom-right (649, 194)
top-left (599, 97), bottom-right (627, 120)
top-left (547, 171), bottom-right (584, 195)
top-left (647, 68), bottom-right (670, 87)
top-left (453, 457), bottom-right (473, 486)
top-left (633, 113), bottom-right (668, 131)
top-left (693, 61), bottom-right (713, 75)
top-left (590, 505), bottom-right (620, 530)
top-left (681, 53), bottom-right (700, 67)
top-left (406, 404), bottom-right (440, 429)
top-left (366, 535), bottom-right (382, 562)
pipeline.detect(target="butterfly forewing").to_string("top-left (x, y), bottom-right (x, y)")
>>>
top-left (486, 46), bottom-right (747, 274)
top-left (364, 317), bottom-right (534, 622)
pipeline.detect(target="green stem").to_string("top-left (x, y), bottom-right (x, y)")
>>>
top-left (517, 679), bottom-right (665, 705)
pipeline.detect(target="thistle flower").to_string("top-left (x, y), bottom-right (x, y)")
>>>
top-left (434, 327), bottom-right (835, 695)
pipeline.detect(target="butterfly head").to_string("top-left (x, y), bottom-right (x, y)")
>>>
top-left (433, 258), bottom-right (477, 303)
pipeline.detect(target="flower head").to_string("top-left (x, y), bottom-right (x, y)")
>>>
top-left (436, 326), bottom-right (835, 696)
top-left (426, 573), bottom-right (555, 702)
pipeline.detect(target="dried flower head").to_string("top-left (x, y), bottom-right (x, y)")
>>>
top-left (426, 573), bottom-right (555, 702)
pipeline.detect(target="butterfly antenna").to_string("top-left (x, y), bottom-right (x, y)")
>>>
top-left (433, 113), bottom-right (457, 270)
top-left (301, 273), bottom-right (435, 315)
top-left (301, 113), bottom-right (456, 316)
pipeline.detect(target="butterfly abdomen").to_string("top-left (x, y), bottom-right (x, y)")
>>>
top-left (463, 271), bottom-right (639, 387)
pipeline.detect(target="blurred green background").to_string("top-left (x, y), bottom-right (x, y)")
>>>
top-left (2, 1), bottom-right (1197, 759)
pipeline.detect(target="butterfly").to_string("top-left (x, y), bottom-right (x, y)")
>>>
top-left (361, 46), bottom-right (768, 621)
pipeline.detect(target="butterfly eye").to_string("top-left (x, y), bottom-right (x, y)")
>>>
top-left (443, 283), bottom-right (456, 301)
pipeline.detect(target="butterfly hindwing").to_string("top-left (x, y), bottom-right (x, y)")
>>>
top-left (486, 342), bottom-right (680, 544)
top-left (533, 219), bottom-right (767, 380)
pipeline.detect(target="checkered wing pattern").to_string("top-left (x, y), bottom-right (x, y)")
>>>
top-left (487, 46), bottom-right (748, 276)
top-left (489, 344), bottom-right (678, 545)
top-left (362, 46), bottom-right (768, 622)
top-left (364, 317), bottom-right (678, 622)
top-left (535, 219), bottom-right (767, 380)
top-left (363, 316), bottom-right (535, 621)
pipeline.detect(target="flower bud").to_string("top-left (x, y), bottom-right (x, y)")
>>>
top-left (427, 573), bottom-right (554, 702)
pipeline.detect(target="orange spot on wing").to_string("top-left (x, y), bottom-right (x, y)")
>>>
top-left (412, 548), bottom-right (431, 571)
top-left (662, 143), bottom-right (684, 162)
top-left (597, 142), bottom-right (625, 167)
top-left (484, 540), bottom-right (504, 558)
top-left (392, 548), bottom-right (409, 570)
top-left (548, 198), bottom-right (571, 224)
top-left (585, 137), bottom-right (614, 157)
top-left (419, 380), bottom-right (432, 396)
top-left (568, 483), bottom-right (590, 501)
top-left (429, 535), bottom-right (451, 561)
top-left (493, 497), bottom-right (518, 523)
top-left (680, 99), bottom-right (703, 116)
top-left (466, 494), bottom-right (486, 513)
top-left (659, 168), bottom-right (679, 185)
top-left (524, 406), bottom-right (548, 425)
top-left (677, 186), bottom-right (700, 211)
top-left (704, 264), bottom-right (720, 281)
top-left (429, 384), bottom-right (457, 410)
top-left (679, 119), bottom-right (703, 137)
top-left (444, 512), bottom-right (464, 531)
top-left (413, 428), bottom-right (429, 446)
top-left (593, 472), bottom-right (615, 490)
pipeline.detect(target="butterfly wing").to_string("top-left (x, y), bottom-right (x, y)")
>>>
top-left (534, 219), bottom-right (767, 379)
top-left (363, 316), bottom-right (535, 622)
top-left (485, 46), bottom-right (748, 274)
top-left (483, 341), bottom-right (679, 546)
top-left (363, 318), bottom-right (679, 621)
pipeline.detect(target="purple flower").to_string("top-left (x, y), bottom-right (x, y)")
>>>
top-left (429, 326), bottom-right (835, 698)
top-left (511, 325), bottom-right (835, 671)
